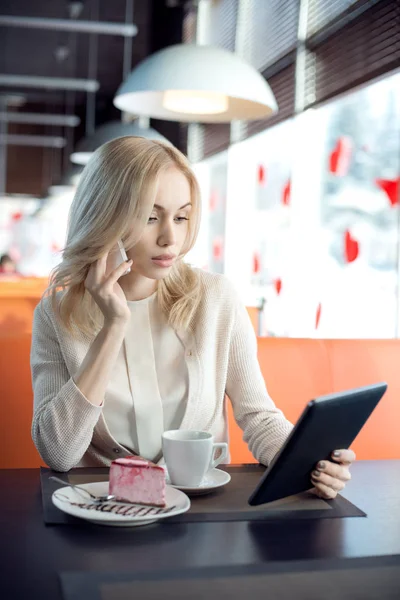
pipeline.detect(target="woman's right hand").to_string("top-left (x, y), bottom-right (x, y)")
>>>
top-left (84, 252), bottom-right (133, 326)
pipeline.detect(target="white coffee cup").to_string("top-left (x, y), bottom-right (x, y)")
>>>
top-left (162, 430), bottom-right (228, 487)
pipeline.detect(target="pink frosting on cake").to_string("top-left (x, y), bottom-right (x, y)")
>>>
top-left (109, 456), bottom-right (166, 507)
top-left (113, 456), bottom-right (164, 470)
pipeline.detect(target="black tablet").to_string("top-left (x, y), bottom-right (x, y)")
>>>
top-left (248, 382), bottom-right (387, 506)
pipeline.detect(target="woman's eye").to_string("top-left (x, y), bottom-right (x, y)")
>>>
top-left (148, 216), bottom-right (189, 224)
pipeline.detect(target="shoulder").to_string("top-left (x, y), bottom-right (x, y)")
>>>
top-left (33, 291), bottom-right (62, 321)
top-left (32, 290), bottom-right (92, 352)
top-left (33, 290), bottom-right (67, 334)
top-left (192, 268), bottom-right (242, 320)
top-left (193, 269), bottom-right (237, 296)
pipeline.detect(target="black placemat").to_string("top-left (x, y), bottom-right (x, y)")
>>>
top-left (41, 465), bottom-right (365, 526)
top-left (60, 555), bottom-right (400, 600)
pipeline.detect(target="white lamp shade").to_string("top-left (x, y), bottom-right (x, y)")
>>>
top-left (113, 44), bottom-right (278, 123)
top-left (47, 185), bottom-right (75, 197)
top-left (70, 120), bottom-right (171, 165)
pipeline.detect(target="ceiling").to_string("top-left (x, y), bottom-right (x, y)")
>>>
top-left (0, 0), bottom-right (186, 196)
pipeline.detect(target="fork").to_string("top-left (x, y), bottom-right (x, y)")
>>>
top-left (50, 475), bottom-right (116, 504)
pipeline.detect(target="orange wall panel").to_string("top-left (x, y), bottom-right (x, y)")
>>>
top-left (0, 278), bottom-right (47, 335)
top-left (327, 339), bottom-right (400, 460)
top-left (228, 338), bottom-right (400, 463)
top-left (0, 333), bottom-right (43, 468)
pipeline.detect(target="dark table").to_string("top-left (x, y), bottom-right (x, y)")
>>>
top-left (1, 460), bottom-right (399, 599)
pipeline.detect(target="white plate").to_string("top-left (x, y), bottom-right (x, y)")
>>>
top-left (165, 468), bottom-right (231, 496)
top-left (52, 481), bottom-right (190, 527)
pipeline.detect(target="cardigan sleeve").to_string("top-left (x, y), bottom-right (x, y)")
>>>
top-left (225, 287), bottom-right (293, 466)
top-left (30, 302), bottom-right (102, 471)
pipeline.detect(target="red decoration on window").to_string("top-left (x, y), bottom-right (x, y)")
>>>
top-left (252, 252), bottom-right (261, 274)
top-left (257, 165), bottom-right (267, 186)
top-left (11, 212), bottom-right (23, 221)
top-left (315, 303), bottom-right (322, 329)
top-left (51, 243), bottom-right (61, 253)
top-left (375, 178), bottom-right (400, 207)
top-left (282, 180), bottom-right (291, 206)
top-left (274, 278), bottom-right (282, 295)
top-left (329, 137), bottom-right (353, 176)
top-left (344, 230), bottom-right (359, 263)
top-left (209, 190), bottom-right (218, 212)
top-left (212, 238), bottom-right (223, 261)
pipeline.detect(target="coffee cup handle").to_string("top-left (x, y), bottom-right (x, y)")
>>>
top-left (210, 443), bottom-right (228, 469)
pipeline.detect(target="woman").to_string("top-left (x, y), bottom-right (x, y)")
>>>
top-left (0, 253), bottom-right (19, 276)
top-left (31, 136), bottom-right (354, 499)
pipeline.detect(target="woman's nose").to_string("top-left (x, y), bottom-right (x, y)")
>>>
top-left (158, 221), bottom-right (176, 246)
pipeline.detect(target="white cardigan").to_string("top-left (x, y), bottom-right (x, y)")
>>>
top-left (31, 269), bottom-right (293, 471)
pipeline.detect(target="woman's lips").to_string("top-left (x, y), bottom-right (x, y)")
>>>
top-left (152, 256), bottom-right (175, 268)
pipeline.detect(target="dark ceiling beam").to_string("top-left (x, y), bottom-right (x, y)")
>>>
top-left (0, 112), bottom-right (80, 127)
top-left (0, 74), bottom-right (99, 92)
top-left (0, 134), bottom-right (67, 148)
top-left (0, 15), bottom-right (138, 37)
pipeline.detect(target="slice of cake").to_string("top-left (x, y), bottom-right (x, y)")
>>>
top-left (109, 456), bottom-right (166, 507)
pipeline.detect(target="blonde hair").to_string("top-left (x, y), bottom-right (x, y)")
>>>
top-left (45, 136), bottom-right (202, 336)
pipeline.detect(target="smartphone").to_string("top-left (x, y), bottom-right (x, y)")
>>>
top-left (108, 240), bottom-right (130, 275)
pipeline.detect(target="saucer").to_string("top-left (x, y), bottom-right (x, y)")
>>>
top-left (165, 468), bottom-right (231, 496)
top-left (52, 481), bottom-right (190, 527)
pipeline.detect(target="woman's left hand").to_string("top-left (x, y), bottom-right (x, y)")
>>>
top-left (311, 449), bottom-right (356, 499)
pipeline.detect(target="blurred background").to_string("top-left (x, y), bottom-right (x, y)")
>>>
top-left (0, 0), bottom-right (399, 338)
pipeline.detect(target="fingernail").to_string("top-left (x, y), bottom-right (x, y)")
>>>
top-left (312, 470), bottom-right (320, 478)
top-left (318, 461), bottom-right (325, 470)
top-left (333, 451), bottom-right (341, 458)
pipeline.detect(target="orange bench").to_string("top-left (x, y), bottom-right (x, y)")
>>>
top-left (0, 332), bottom-right (43, 468)
top-left (1, 334), bottom-right (399, 468)
top-left (228, 338), bottom-right (400, 463)
top-left (0, 278), bottom-right (48, 335)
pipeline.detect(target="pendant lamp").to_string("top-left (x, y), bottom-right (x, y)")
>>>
top-left (113, 44), bottom-right (278, 123)
top-left (70, 120), bottom-right (171, 165)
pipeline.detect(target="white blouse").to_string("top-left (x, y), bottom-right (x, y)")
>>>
top-left (102, 292), bottom-right (188, 460)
